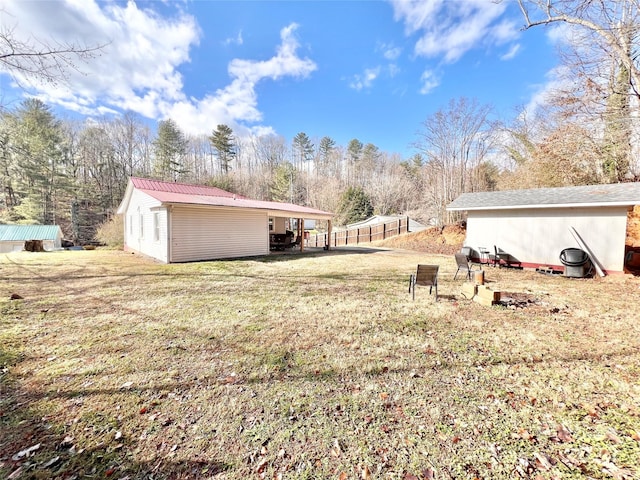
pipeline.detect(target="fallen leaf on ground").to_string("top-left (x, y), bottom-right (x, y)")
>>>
top-left (422, 467), bottom-right (435, 479)
top-left (555, 424), bottom-right (573, 443)
top-left (11, 443), bottom-right (41, 461)
top-left (8, 467), bottom-right (23, 479)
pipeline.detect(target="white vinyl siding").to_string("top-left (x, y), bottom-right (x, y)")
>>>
top-left (464, 206), bottom-right (628, 272)
top-left (122, 189), bottom-right (167, 262)
top-left (170, 206), bottom-right (268, 262)
top-left (153, 213), bottom-right (160, 242)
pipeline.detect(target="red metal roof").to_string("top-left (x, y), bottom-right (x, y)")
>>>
top-left (129, 177), bottom-right (332, 218)
top-left (131, 177), bottom-right (245, 199)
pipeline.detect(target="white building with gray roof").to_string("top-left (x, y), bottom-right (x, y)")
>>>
top-left (447, 182), bottom-right (640, 273)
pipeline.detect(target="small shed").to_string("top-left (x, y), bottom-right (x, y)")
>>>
top-left (116, 177), bottom-right (334, 263)
top-left (447, 182), bottom-right (640, 274)
top-left (0, 225), bottom-right (64, 253)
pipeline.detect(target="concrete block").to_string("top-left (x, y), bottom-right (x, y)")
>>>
top-left (477, 285), bottom-right (501, 302)
top-left (474, 295), bottom-right (499, 307)
top-left (461, 282), bottom-right (477, 299)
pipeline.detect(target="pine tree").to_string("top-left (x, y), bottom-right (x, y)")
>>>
top-left (209, 124), bottom-right (236, 175)
top-left (153, 119), bottom-right (187, 181)
top-left (292, 132), bottom-right (314, 170)
top-left (270, 162), bottom-right (296, 203)
top-left (337, 186), bottom-right (373, 225)
top-left (2, 99), bottom-right (71, 224)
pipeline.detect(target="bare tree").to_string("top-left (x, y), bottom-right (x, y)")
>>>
top-left (517, 1), bottom-right (640, 97)
top-left (413, 97), bottom-right (495, 224)
top-left (0, 17), bottom-right (106, 89)
top-left (517, 0), bottom-right (640, 180)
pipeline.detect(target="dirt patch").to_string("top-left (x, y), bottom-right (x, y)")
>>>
top-left (626, 205), bottom-right (640, 247)
top-left (497, 291), bottom-right (569, 315)
top-left (373, 223), bottom-right (465, 254)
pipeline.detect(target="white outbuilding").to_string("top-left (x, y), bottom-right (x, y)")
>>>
top-left (116, 177), bottom-right (334, 263)
top-left (447, 182), bottom-right (640, 274)
top-left (0, 224), bottom-right (64, 253)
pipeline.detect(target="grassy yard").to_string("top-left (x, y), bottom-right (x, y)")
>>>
top-left (1, 248), bottom-right (639, 480)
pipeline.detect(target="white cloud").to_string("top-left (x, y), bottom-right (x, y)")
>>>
top-left (0, 1), bottom-right (316, 139)
top-left (165, 23), bottom-right (316, 137)
top-left (227, 24), bottom-right (316, 83)
top-left (349, 67), bottom-right (381, 91)
top-left (389, 0), bottom-right (519, 63)
top-left (523, 65), bottom-right (571, 119)
top-left (501, 43), bottom-right (521, 61)
top-left (1, 0), bottom-right (199, 118)
top-left (546, 22), bottom-right (574, 46)
top-left (224, 30), bottom-right (244, 46)
top-left (419, 69), bottom-right (440, 95)
top-left (378, 42), bottom-right (402, 61)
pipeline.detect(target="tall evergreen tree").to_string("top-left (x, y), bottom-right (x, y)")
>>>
top-left (153, 119), bottom-right (187, 181)
top-left (292, 132), bottom-right (314, 169)
top-left (336, 186), bottom-right (374, 225)
top-left (347, 139), bottom-right (363, 163)
top-left (209, 124), bottom-right (236, 175)
top-left (318, 136), bottom-right (336, 160)
top-left (1, 99), bottom-right (71, 224)
top-left (316, 136), bottom-right (336, 177)
top-left (270, 162), bottom-right (296, 203)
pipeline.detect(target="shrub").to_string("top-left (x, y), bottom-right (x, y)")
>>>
top-left (94, 214), bottom-right (124, 249)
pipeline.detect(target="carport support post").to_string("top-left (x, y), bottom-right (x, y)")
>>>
top-left (300, 218), bottom-right (304, 252)
top-left (326, 220), bottom-right (332, 250)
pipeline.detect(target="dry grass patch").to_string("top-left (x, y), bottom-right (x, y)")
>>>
top-left (1, 248), bottom-right (639, 479)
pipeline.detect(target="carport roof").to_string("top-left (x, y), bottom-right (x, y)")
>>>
top-left (447, 182), bottom-right (640, 211)
top-left (0, 225), bottom-right (62, 241)
top-left (118, 177), bottom-right (333, 220)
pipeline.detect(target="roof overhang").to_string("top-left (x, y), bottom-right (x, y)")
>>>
top-left (158, 201), bottom-right (333, 221)
top-left (117, 178), bottom-right (333, 221)
top-left (447, 202), bottom-right (637, 212)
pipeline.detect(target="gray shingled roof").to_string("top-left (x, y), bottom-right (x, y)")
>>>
top-left (447, 182), bottom-right (640, 211)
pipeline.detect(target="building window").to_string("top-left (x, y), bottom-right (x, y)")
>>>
top-left (139, 213), bottom-right (144, 238)
top-left (153, 213), bottom-right (160, 241)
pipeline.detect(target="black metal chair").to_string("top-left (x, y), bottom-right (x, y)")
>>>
top-left (490, 246), bottom-right (522, 268)
top-left (408, 264), bottom-right (439, 301)
top-left (454, 252), bottom-right (475, 280)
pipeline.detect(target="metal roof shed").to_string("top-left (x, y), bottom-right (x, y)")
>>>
top-left (0, 225), bottom-right (64, 253)
top-left (117, 177), bottom-right (334, 263)
top-left (447, 182), bottom-right (640, 273)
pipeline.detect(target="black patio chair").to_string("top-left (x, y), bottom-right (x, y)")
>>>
top-left (490, 246), bottom-right (522, 268)
top-left (454, 252), bottom-right (476, 280)
top-left (408, 264), bottom-right (439, 301)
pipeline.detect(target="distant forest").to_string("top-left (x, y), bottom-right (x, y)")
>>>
top-left (2, 1), bottom-right (640, 245)
top-left (0, 90), bottom-right (638, 245)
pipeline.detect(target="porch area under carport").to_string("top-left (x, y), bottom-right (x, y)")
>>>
top-left (267, 210), bottom-right (333, 253)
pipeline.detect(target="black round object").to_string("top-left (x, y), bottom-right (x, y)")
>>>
top-left (560, 248), bottom-right (589, 267)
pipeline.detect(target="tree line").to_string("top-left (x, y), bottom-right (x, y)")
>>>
top-left (1, 0), bottom-right (639, 244)
top-left (1, 90), bottom-right (637, 246)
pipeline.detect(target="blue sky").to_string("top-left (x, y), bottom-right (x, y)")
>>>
top-left (0, 0), bottom-right (562, 158)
